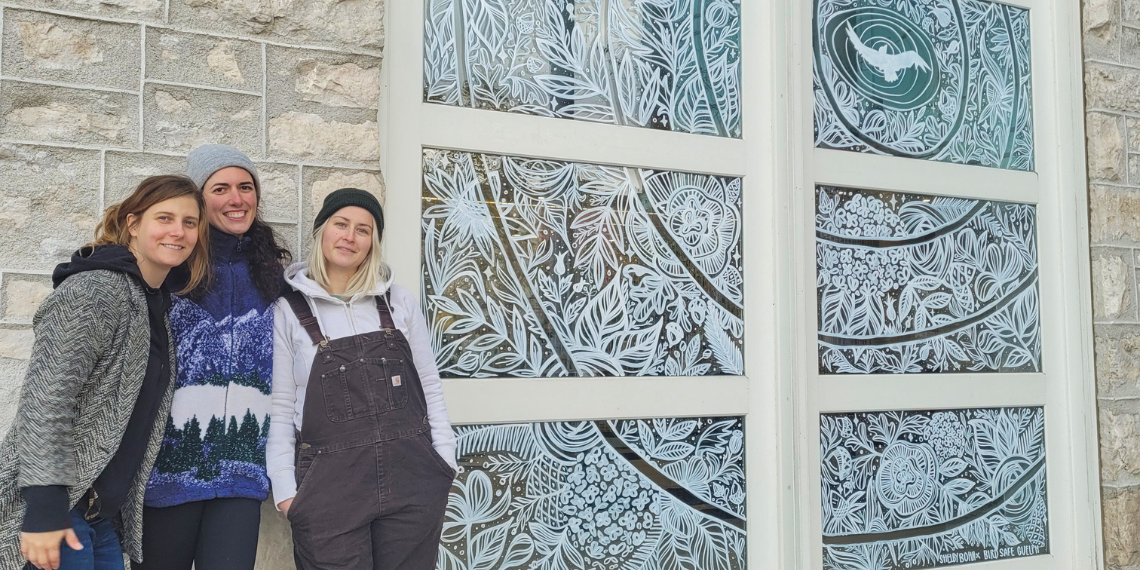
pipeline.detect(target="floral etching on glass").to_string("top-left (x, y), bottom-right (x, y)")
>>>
top-left (814, 0), bottom-right (1034, 170)
top-left (440, 417), bottom-right (745, 570)
top-left (816, 186), bottom-right (1040, 374)
top-left (821, 408), bottom-right (1048, 569)
top-left (424, 0), bottom-right (741, 137)
top-left (423, 148), bottom-right (744, 378)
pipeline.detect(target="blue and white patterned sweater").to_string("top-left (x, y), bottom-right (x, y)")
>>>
top-left (144, 229), bottom-right (281, 507)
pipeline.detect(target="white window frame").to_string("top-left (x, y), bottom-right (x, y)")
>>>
top-left (377, 0), bottom-right (1101, 568)
top-left (785, 0), bottom-right (1103, 568)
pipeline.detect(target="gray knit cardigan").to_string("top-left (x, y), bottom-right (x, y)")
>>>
top-left (0, 270), bottom-right (176, 569)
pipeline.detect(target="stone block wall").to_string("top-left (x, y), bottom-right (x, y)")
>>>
top-left (0, 1), bottom-right (386, 567)
top-left (0, 0), bottom-right (1128, 568)
top-left (1085, 0), bottom-right (1140, 567)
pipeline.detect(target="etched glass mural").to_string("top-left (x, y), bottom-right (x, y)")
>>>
top-left (821, 407), bottom-right (1048, 569)
top-left (423, 148), bottom-right (744, 378)
top-left (814, 0), bottom-right (1034, 170)
top-left (816, 186), bottom-right (1040, 374)
top-left (441, 417), bottom-right (746, 570)
top-left (424, 0), bottom-right (742, 137)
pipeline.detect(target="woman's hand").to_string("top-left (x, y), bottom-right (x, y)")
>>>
top-left (20, 529), bottom-right (83, 570)
top-left (278, 498), bottom-right (294, 518)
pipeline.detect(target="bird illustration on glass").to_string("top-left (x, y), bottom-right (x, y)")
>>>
top-left (814, 0), bottom-right (1034, 170)
top-left (821, 407), bottom-right (1048, 569)
top-left (422, 148), bottom-right (743, 378)
top-left (816, 186), bottom-right (1040, 374)
top-left (440, 417), bottom-right (746, 570)
top-left (424, 0), bottom-right (742, 137)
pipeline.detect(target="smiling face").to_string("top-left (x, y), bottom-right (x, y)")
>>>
top-left (127, 195), bottom-right (200, 283)
top-left (320, 206), bottom-right (374, 274)
top-left (203, 166), bottom-right (257, 236)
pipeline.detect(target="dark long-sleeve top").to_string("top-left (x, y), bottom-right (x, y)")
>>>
top-left (22, 247), bottom-right (172, 531)
top-left (0, 246), bottom-right (177, 567)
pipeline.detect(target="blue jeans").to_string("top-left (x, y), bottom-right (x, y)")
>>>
top-left (24, 507), bottom-right (124, 570)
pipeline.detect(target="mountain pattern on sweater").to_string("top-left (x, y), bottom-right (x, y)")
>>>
top-left (144, 229), bottom-right (281, 508)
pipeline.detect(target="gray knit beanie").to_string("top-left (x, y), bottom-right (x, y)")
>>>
top-left (186, 144), bottom-right (260, 194)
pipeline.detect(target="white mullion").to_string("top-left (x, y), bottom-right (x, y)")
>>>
top-left (1031, 0), bottom-right (1101, 564)
top-left (383, 0), bottom-right (427, 293)
top-left (1028, 6), bottom-right (1056, 209)
top-left (993, 0), bottom-right (1045, 11)
top-left (419, 103), bottom-right (748, 177)
top-left (791, 0), bottom-right (822, 562)
top-left (741, 0), bottom-right (792, 566)
top-left (816, 373), bottom-right (1049, 412)
top-left (443, 375), bottom-right (749, 425)
top-left (1033, 0), bottom-right (1104, 564)
top-left (814, 149), bottom-right (1040, 204)
top-left (1053, 0), bottom-right (1109, 564)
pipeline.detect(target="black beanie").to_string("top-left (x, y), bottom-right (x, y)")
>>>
top-left (314, 188), bottom-right (384, 239)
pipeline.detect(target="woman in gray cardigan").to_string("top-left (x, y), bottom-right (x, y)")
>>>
top-left (0, 175), bottom-right (210, 570)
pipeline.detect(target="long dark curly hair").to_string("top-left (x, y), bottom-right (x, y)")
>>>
top-left (185, 216), bottom-right (291, 303)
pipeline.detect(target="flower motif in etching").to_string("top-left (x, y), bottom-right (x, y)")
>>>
top-left (876, 442), bottom-right (938, 516)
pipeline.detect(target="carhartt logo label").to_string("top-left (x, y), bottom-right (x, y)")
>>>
top-left (392, 375), bottom-right (402, 386)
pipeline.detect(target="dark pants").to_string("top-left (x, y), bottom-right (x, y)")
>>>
top-left (131, 498), bottom-right (261, 570)
top-left (24, 508), bottom-right (124, 570)
top-left (288, 435), bottom-right (453, 570)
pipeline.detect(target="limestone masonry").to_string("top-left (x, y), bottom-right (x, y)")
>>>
top-left (0, 0), bottom-right (1131, 568)
top-left (1085, 0), bottom-right (1140, 567)
top-left (0, 1), bottom-right (385, 566)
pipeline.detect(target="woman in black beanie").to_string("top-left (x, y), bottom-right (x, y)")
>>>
top-left (267, 188), bottom-right (457, 570)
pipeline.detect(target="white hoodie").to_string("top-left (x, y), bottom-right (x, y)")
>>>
top-left (266, 262), bottom-right (457, 507)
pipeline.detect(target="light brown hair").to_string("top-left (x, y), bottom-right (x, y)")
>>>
top-left (307, 217), bottom-right (390, 297)
top-left (92, 175), bottom-right (210, 295)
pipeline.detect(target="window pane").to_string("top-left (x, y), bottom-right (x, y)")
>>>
top-left (423, 149), bottom-right (744, 378)
top-left (815, 186), bottom-right (1041, 374)
top-left (424, 0), bottom-right (742, 137)
top-left (443, 417), bottom-right (746, 569)
top-left (821, 407), bottom-right (1049, 569)
top-left (814, 0), bottom-right (1034, 170)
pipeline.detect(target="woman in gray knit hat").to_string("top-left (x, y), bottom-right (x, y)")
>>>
top-left (135, 145), bottom-right (290, 570)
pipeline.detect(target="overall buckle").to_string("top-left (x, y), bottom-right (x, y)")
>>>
top-left (82, 488), bottom-right (100, 521)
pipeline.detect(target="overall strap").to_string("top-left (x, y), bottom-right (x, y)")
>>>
top-left (284, 291), bottom-right (326, 345)
top-left (375, 291), bottom-right (396, 331)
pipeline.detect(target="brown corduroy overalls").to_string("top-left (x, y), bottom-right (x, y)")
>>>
top-left (283, 291), bottom-right (455, 570)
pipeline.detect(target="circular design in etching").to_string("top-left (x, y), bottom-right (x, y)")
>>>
top-left (645, 172), bottom-right (739, 285)
top-left (994, 456), bottom-right (1037, 523)
top-left (824, 8), bottom-right (940, 111)
top-left (876, 442), bottom-right (938, 516)
top-left (816, 1), bottom-right (968, 158)
top-left (667, 186), bottom-right (729, 260)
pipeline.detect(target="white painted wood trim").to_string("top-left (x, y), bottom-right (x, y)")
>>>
top-left (420, 104), bottom-right (749, 177)
top-left (442, 375), bottom-right (750, 424)
top-left (817, 373), bottom-right (1049, 411)
top-left (814, 149), bottom-right (1039, 204)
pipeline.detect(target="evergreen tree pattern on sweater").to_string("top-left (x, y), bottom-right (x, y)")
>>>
top-left (144, 230), bottom-right (278, 507)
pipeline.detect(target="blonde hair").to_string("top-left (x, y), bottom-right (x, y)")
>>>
top-left (307, 219), bottom-right (391, 297)
top-left (93, 175), bottom-right (210, 295)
